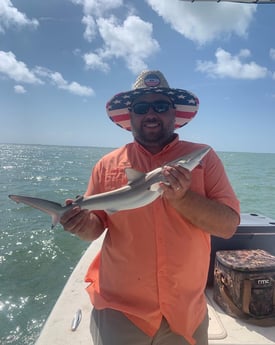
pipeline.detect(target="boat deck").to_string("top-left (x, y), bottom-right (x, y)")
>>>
top-left (35, 233), bottom-right (275, 345)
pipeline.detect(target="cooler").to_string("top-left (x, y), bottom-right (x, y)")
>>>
top-left (208, 213), bottom-right (275, 286)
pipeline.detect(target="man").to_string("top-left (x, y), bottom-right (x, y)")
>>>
top-left (60, 70), bottom-right (240, 345)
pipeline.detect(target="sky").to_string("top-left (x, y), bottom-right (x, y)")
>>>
top-left (0, 0), bottom-right (275, 153)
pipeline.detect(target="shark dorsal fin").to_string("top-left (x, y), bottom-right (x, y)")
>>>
top-left (125, 168), bottom-right (146, 185)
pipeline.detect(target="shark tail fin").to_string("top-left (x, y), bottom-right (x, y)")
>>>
top-left (9, 194), bottom-right (63, 228)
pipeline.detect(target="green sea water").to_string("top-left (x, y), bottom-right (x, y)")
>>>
top-left (0, 144), bottom-right (274, 344)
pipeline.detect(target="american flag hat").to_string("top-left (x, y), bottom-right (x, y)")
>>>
top-left (106, 70), bottom-right (199, 131)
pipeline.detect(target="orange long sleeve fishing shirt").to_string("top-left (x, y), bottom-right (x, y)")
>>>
top-left (85, 136), bottom-right (240, 344)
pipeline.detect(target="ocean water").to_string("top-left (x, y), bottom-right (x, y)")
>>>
top-left (0, 144), bottom-right (275, 344)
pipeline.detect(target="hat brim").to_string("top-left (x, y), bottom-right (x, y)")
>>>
top-left (106, 87), bottom-right (199, 131)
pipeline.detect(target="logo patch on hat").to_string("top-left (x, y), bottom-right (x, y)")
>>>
top-left (144, 73), bottom-right (161, 87)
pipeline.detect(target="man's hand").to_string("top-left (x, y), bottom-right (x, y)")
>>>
top-left (161, 165), bottom-right (191, 200)
top-left (60, 199), bottom-right (105, 241)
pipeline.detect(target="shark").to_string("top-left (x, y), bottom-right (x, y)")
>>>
top-left (9, 146), bottom-right (210, 228)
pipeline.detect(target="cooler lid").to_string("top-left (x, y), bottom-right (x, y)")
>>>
top-left (237, 213), bottom-right (275, 234)
top-left (216, 249), bottom-right (275, 271)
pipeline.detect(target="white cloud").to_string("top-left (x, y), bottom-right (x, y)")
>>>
top-left (71, 0), bottom-right (159, 74)
top-left (34, 67), bottom-right (94, 96)
top-left (85, 15), bottom-right (159, 74)
top-left (0, 51), bottom-right (43, 84)
top-left (146, 0), bottom-right (256, 45)
top-left (14, 85), bottom-right (26, 94)
top-left (196, 48), bottom-right (268, 79)
top-left (71, 0), bottom-right (123, 16)
top-left (50, 72), bottom-right (94, 96)
top-left (83, 52), bottom-right (109, 72)
top-left (0, 0), bottom-right (39, 33)
top-left (82, 15), bottom-right (97, 42)
top-left (0, 52), bottom-right (94, 96)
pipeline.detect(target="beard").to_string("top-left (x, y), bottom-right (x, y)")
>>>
top-left (131, 118), bottom-right (176, 149)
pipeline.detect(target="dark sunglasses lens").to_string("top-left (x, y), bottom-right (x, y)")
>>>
top-left (132, 102), bottom-right (171, 114)
top-left (133, 103), bottom-right (150, 114)
top-left (153, 102), bottom-right (170, 113)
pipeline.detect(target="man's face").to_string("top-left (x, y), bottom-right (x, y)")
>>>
top-left (129, 93), bottom-right (176, 152)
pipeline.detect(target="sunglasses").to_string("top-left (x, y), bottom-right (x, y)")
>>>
top-left (129, 101), bottom-right (174, 115)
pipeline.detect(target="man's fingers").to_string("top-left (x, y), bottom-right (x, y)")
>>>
top-left (60, 206), bottom-right (81, 226)
top-left (65, 198), bottom-right (74, 206)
